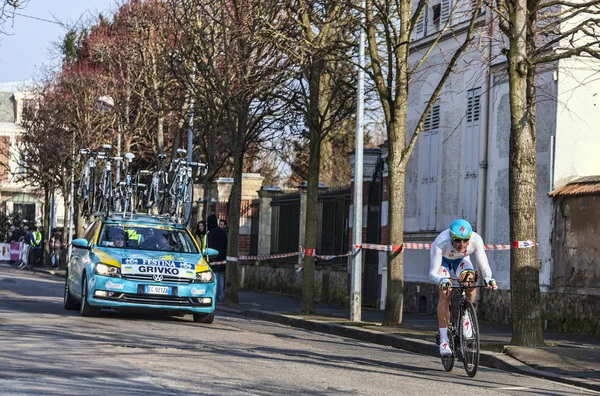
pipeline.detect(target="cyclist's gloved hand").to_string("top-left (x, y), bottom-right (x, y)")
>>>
top-left (484, 277), bottom-right (497, 290)
top-left (439, 277), bottom-right (451, 291)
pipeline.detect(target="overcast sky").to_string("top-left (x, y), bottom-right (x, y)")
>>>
top-left (0, 0), bottom-right (116, 83)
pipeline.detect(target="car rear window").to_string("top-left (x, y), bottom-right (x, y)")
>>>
top-left (98, 223), bottom-right (198, 254)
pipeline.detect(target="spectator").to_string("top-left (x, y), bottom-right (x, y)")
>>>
top-left (219, 219), bottom-right (229, 236)
top-left (194, 221), bottom-right (207, 251)
top-left (52, 231), bottom-right (62, 269)
top-left (207, 214), bottom-right (228, 302)
top-left (28, 226), bottom-right (43, 268)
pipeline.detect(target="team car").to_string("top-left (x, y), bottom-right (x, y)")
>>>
top-left (64, 213), bottom-right (217, 323)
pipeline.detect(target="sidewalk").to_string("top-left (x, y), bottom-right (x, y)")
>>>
top-left (34, 266), bottom-right (600, 391)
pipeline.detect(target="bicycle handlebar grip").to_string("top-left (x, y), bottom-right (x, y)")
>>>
top-left (139, 170), bottom-right (153, 175)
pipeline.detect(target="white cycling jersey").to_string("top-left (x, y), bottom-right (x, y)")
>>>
top-left (429, 229), bottom-right (493, 283)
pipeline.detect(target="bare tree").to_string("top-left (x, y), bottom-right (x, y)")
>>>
top-left (168, 0), bottom-right (297, 303)
top-left (273, 0), bottom-right (359, 313)
top-left (1, 0), bottom-right (27, 35)
top-left (366, 0), bottom-right (484, 325)
top-left (493, 0), bottom-right (600, 346)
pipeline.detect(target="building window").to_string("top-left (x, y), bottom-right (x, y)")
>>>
top-left (419, 103), bottom-right (441, 231)
top-left (432, 4), bottom-right (442, 27)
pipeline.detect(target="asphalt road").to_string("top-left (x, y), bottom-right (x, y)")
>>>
top-left (0, 264), bottom-right (595, 396)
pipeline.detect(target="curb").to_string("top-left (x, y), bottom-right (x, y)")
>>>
top-left (218, 308), bottom-right (599, 392)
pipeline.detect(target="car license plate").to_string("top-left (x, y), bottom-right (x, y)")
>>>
top-left (145, 285), bottom-right (171, 295)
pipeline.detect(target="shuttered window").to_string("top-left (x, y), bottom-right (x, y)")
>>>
top-left (460, 88), bottom-right (482, 225)
top-left (419, 103), bottom-right (441, 231)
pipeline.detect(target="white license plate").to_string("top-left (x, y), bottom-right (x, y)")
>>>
top-left (145, 285), bottom-right (171, 295)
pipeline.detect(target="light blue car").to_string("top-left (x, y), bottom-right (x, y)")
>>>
top-left (64, 213), bottom-right (217, 323)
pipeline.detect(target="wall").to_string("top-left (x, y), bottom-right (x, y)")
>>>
top-left (239, 261), bottom-right (349, 307)
top-left (549, 194), bottom-right (600, 335)
top-left (553, 57), bottom-right (600, 188)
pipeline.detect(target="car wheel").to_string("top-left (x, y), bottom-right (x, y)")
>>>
top-left (193, 312), bottom-right (215, 324)
top-left (64, 271), bottom-right (78, 310)
top-left (80, 274), bottom-right (100, 317)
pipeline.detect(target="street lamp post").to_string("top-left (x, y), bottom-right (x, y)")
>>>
top-left (350, 0), bottom-right (366, 322)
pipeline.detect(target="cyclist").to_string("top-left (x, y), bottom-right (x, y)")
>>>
top-left (429, 219), bottom-right (497, 356)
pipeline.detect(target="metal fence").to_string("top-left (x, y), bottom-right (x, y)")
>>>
top-left (270, 187), bottom-right (350, 259)
top-left (249, 199), bottom-right (259, 255)
top-left (270, 192), bottom-right (301, 254)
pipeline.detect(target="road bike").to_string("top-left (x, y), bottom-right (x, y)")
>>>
top-left (145, 153), bottom-right (168, 213)
top-left (436, 272), bottom-right (490, 377)
top-left (163, 148), bottom-right (206, 224)
top-left (77, 148), bottom-right (102, 217)
top-left (93, 144), bottom-right (122, 217)
top-left (116, 152), bottom-right (146, 213)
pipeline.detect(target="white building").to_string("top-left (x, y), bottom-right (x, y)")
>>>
top-left (363, 2), bottom-right (600, 322)
top-left (0, 81), bottom-right (65, 232)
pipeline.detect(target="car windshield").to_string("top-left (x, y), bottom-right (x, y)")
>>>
top-left (98, 224), bottom-right (198, 254)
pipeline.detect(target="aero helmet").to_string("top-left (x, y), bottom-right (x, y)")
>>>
top-left (448, 219), bottom-right (472, 239)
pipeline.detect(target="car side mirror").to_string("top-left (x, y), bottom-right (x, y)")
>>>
top-left (203, 248), bottom-right (219, 257)
top-left (72, 238), bottom-right (90, 250)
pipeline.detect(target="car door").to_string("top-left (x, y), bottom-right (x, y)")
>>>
top-left (70, 220), bottom-right (101, 298)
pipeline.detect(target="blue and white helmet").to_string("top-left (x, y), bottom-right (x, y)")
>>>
top-left (448, 219), bottom-right (472, 239)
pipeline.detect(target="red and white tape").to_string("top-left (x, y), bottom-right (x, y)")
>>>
top-left (355, 240), bottom-right (537, 252)
top-left (208, 251), bottom-right (300, 266)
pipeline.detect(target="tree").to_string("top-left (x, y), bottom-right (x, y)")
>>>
top-left (168, 0), bottom-right (297, 303)
top-left (276, 0), bottom-right (359, 313)
top-left (1, 0), bottom-right (27, 35)
top-left (494, 0), bottom-right (600, 346)
top-left (365, 0), bottom-right (483, 325)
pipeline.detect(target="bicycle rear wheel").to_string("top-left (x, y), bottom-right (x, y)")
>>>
top-left (459, 300), bottom-right (480, 377)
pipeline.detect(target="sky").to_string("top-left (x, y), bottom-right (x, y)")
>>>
top-left (0, 0), bottom-right (116, 83)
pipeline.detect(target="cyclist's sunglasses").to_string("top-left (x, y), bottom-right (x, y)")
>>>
top-left (452, 238), bottom-right (470, 243)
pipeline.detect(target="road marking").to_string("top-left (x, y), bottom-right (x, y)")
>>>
top-left (498, 387), bottom-right (530, 390)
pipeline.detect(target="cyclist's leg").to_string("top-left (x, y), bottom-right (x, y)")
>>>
top-left (455, 257), bottom-right (476, 303)
top-left (437, 260), bottom-right (453, 328)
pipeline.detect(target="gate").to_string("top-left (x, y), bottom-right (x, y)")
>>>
top-left (270, 192), bottom-right (300, 254)
top-left (363, 157), bottom-right (384, 307)
top-left (317, 187), bottom-right (350, 256)
top-left (249, 199), bottom-right (260, 255)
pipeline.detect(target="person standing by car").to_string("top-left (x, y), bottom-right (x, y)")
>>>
top-left (194, 220), bottom-right (207, 251)
top-left (206, 214), bottom-right (228, 302)
top-left (218, 219), bottom-right (229, 236)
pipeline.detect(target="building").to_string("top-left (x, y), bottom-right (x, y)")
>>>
top-left (349, 2), bottom-right (600, 327)
top-left (0, 81), bottom-right (65, 231)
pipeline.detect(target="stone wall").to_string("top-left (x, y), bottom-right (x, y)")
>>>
top-left (239, 260), bottom-right (349, 307)
top-left (549, 194), bottom-right (600, 335)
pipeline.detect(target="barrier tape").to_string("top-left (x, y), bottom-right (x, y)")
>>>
top-left (355, 240), bottom-right (537, 252)
top-left (208, 240), bottom-right (537, 267)
top-left (209, 251), bottom-right (300, 266)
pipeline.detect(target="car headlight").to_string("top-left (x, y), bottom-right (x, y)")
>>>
top-left (94, 263), bottom-right (121, 278)
top-left (194, 270), bottom-right (214, 283)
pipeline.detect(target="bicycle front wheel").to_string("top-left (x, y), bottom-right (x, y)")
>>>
top-left (459, 300), bottom-right (480, 377)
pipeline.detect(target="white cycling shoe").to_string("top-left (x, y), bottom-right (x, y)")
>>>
top-left (462, 315), bottom-right (473, 338)
top-left (439, 340), bottom-right (452, 356)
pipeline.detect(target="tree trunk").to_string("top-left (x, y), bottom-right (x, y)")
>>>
top-left (157, 112), bottom-right (165, 155)
top-left (301, 127), bottom-right (321, 314)
top-left (506, 4), bottom-right (544, 345)
top-left (383, 115), bottom-right (408, 325)
top-left (61, 175), bottom-right (69, 270)
top-left (43, 184), bottom-right (51, 268)
top-left (224, 110), bottom-right (247, 304)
